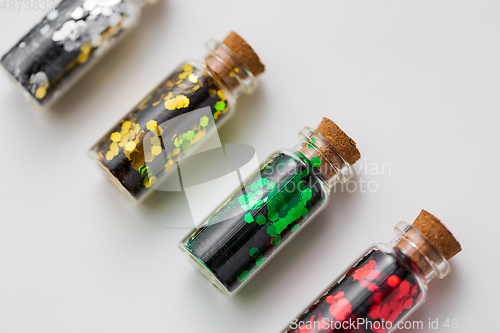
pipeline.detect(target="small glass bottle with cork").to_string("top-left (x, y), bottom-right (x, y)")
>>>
top-left (1, 0), bottom-right (159, 108)
top-left (179, 117), bottom-right (361, 297)
top-left (89, 31), bottom-right (265, 202)
top-left (282, 210), bottom-right (462, 333)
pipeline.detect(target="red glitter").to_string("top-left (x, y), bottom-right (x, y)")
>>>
top-left (387, 275), bottom-right (400, 287)
top-left (353, 260), bottom-right (380, 282)
top-left (368, 280), bottom-right (418, 333)
top-left (326, 291), bottom-right (352, 322)
top-left (353, 260), bottom-right (382, 292)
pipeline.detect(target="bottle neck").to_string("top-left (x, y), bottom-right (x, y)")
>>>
top-left (392, 221), bottom-right (451, 283)
top-left (293, 127), bottom-right (353, 192)
top-left (203, 39), bottom-right (258, 98)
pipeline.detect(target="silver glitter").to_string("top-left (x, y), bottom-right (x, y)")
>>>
top-left (39, 24), bottom-right (50, 36)
top-left (47, 10), bottom-right (59, 21)
top-left (101, 7), bottom-right (113, 17)
top-left (29, 71), bottom-right (49, 94)
top-left (1, 0), bottom-right (142, 106)
top-left (71, 7), bottom-right (85, 20)
top-left (83, 0), bottom-right (97, 11)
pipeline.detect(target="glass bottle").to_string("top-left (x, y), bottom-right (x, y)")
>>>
top-left (179, 119), bottom-right (361, 297)
top-left (1, 0), bottom-right (158, 108)
top-left (283, 210), bottom-right (462, 333)
top-left (89, 32), bottom-right (265, 202)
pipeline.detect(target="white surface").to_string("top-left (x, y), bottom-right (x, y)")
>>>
top-left (0, 1), bottom-right (499, 332)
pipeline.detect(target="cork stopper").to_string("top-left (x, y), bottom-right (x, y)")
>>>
top-left (298, 118), bottom-right (359, 184)
top-left (316, 118), bottom-right (360, 165)
top-left (205, 32), bottom-right (264, 93)
top-left (223, 32), bottom-right (265, 76)
top-left (412, 210), bottom-right (462, 260)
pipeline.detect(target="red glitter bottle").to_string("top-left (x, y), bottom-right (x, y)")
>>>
top-left (283, 210), bottom-right (461, 333)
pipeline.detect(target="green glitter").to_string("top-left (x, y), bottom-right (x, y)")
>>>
top-left (249, 247), bottom-right (259, 257)
top-left (199, 116), bottom-right (209, 127)
top-left (256, 257), bottom-right (266, 266)
top-left (237, 270), bottom-right (250, 282)
top-left (256, 214), bottom-right (267, 225)
top-left (184, 130), bottom-right (195, 141)
top-left (267, 224), bottom-right (277, 237)
top-left (311, 138), bottom-right (317, 143)
top-left (186, 152), bottom-right (326, 292)
top-left (244, 213), bottom-right (254, 223)
top-left (311, 156), bottom-right (322, 168)
top-left (174, 137), bottom-right (183, 148)
top-left (301, 188), bottom-right (312, 201)
top-left (138, 165), bottom-right (150, 176)
top-left (214, 101), bottom-right (226, 112)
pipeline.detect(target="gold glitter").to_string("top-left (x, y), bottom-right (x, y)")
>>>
top-left (110, 132), bottom-right (121, 142)
top-left (163, 92), bottom-right (174, 101)
top-left (144, 176), bottom-right (157, 188)
top-left (150, 136), bottom-right (161, 146)
top-left (95, 64), bottom-right (234, 199)
top-left (152, 146), bottom-right (162, 156)
top-left (118, 132), bottom-right (131, 147)
top-left (77, 44), bottom-right (92, 64)
top-left (121, 121), bottom-right (131, 133)
top-left (188, 74), bottom-right (198, 83)
top-left (125, 141), bottom-right (136, 152)
top-left (217, 90), bottom-right (226, 101)
top-left (145, 153), bottom-right (154, 163)
top-left (133, 123), bottom-right (141, 134)
top-left (192, 130), bottom-right (206, 144)
top-left (35, 87), bottom-right (46, 99)
top-left (146, 120), bottom-right (158, 131)
top-left (164, 95), bottom-right (190, 110)
top-left (110, 142), bottom-right (119, 155)
top-left (165, 159), bottom-right (174, 170)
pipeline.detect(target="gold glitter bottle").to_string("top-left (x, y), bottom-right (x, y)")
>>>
top-left (89, 32), bottom-right (265, 202)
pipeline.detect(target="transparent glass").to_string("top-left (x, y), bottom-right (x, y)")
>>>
top-left (0, 0), bottom-right (155, 108)
top-left (282, 221), bottom-right (451, 333)
top-left (88, 39), bottom-right (257, 202)
top-left (179, 127), bottom-right (354, 297)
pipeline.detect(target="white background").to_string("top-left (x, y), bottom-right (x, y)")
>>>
top-left (0, 1), bottom-right (499, 332)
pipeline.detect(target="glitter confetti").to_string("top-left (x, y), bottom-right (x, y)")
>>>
top-left (283, 249), bottom-right (424, 333)
top-left (0, 0), bottom-right (141, 106)
top-left (90, 64), bottom-right (232, 201)
top-left (181, 151), bottom-right (328, 295)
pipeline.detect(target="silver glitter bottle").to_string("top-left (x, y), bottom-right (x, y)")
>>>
top-left (0, 0), bottom-right (157, 108)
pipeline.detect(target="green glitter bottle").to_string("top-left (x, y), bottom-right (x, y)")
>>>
top-left (179, 118), bottom-right (361, 297)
